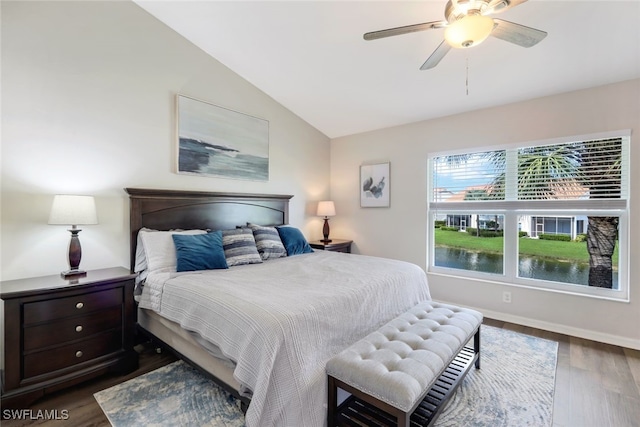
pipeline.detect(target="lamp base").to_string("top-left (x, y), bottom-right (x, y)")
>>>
top-left (60, 269), bottom-right (87, 279)
top-left (322, 217), bottom-right (332, 244)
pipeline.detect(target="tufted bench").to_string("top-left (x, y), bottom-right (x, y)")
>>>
top-left (326, 301), bottom-right (482, 427)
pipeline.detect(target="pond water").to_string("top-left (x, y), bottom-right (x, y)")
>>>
top-left (434, 246), bottom-right (619, 288)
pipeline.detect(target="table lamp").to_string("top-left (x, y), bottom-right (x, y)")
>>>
top-left (317, 201), bottom-right (336, 243)
top-left (48, 195), bottom-right (98, 278)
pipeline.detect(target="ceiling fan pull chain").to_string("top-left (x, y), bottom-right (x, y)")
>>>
top-left (466, 57), bottom-right (469, 96)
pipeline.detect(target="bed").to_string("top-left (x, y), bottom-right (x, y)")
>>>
top-left (126, 188), bottom-right (431, 427)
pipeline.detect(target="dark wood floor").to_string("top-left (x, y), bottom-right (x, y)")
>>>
top-left (3, 320), bottom-right (640, 427)
top-left (1, 343), bottom-right (178, 427)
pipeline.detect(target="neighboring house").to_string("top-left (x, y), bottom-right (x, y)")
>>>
top-left (441, 214), bottom-right (502, 232)
top-left (439, 184), bottom-right (590, 239)
top-left (518, 215), bottom-right (587, 239)
top-left (433, 187), bottom-right (455, 202)
top-left (519, 181), bottom-right (590, 239)
top-left (436, 185), bottom-right (504, 232)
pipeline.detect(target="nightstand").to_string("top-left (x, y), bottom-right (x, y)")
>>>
top-left (309, 239), bottom-right (353, 253)
top-left (1, 267), bottom-right (138, 408)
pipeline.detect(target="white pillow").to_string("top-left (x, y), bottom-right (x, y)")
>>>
top-left (134, 227), bottom-right (155, 273)
top-left (138, 229), bottom-right (207, 274)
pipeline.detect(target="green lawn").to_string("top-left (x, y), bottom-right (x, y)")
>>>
top-left (434, 228), bottom-right (618, 264)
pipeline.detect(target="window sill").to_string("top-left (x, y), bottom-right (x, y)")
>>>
top-left (427, 267), bottom-right (630, 303)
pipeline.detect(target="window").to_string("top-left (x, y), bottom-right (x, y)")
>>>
top-left (428, 131), bottom-right (630, 300)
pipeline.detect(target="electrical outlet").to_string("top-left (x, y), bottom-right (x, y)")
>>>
top-left (502, 291), bottom-right (512, 303)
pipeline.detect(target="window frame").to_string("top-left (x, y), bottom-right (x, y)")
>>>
top-left (427, 130), bottom-right (630, 301)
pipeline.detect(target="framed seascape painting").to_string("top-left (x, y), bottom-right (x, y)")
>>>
top-left (360, 162), bottom-right (390, 207)
top-left (176, 95), bottom-right (269, 181)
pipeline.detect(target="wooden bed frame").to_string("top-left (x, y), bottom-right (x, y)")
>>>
top-left (126, 188), bottom-right (292, 270)
top-left (125, 187), bottom-right (294, 411)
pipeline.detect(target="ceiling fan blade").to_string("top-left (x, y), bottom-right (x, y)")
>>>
top-left (420, 40), bottom-right (452, 70)
top-left (485, 0), bottom-right (528, 14)
top-left (364, 21), bottom-right (447, 41)
top-left (491, 19), bottom-right (547, 47)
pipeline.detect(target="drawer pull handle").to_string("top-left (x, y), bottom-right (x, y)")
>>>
top-left (75, 351), bottom-right (83, 358)
top-left (76, 302), bottom-right (84, 309)
top-left (75, 325), bottom-right (83, 332)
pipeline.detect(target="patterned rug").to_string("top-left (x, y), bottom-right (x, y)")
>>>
top-left (94, 325), bottom-right (557, 426)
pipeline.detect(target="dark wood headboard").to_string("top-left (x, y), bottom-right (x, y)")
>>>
top-left (125, 188), bottom-right (293, 271)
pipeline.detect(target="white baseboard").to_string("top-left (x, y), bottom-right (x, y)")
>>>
top-left (438, 301), bottom-right (640, 351)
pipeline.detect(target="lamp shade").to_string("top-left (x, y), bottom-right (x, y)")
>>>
top-left (48, 195), bottom-right (98, 226)
top-left (444, 15), bottom-right (494, 49)
top-left (317, 201), bottom-right (336, 217)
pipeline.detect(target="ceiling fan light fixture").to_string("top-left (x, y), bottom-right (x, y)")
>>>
top-left (444, 14), bottom-right (494, 48)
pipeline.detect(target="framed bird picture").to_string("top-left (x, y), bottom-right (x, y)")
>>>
top-left (360, 162), bottom-right (390, 207)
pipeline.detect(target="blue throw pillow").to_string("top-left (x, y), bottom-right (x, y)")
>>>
top-left (172, 231), bottom-right (228, 272)
top-left (276, 226), bottom-right (314, 256)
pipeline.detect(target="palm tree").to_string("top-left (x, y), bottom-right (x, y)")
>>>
top-left (577, 138), bottom-right (622, 288)
top-left (512, 139), bottom-right (621, 288)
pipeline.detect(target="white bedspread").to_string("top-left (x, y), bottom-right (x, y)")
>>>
top-left (139, 250), bottom-right (430, 427)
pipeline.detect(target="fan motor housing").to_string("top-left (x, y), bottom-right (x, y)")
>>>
top-left (445, 0), bottom-right (493, 22)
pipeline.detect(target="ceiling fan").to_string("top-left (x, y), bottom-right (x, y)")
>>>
top-left (363, 0), bottom-right (547, 70)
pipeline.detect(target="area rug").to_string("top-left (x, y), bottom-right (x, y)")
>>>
top-left (435, 326), bottom-right (557, 426)
top-left (94, 325), bottom-right (557, 427)
top-left (94, 360), bottom-right (244, 427)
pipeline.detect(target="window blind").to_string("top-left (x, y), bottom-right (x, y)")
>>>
top-left (517, 138), bottom-right (626, 201)
top-left (431, 135), bottom-right (629, 208)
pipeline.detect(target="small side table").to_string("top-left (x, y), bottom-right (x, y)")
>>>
top-left (309, 239), bottom-right (353, 253)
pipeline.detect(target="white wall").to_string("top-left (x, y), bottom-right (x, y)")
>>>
top-left (330, 79), bottom-right (640, 349)
top-left (1, 1), bottom-right (330, 281)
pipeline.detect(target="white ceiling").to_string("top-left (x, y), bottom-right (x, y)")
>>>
top-left (134, 0), bottom-right (640, 139)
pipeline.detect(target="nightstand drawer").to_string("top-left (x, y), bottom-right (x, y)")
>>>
top-left (24, 306), bottom-right (122, 351)
top-left (23, 329), bottom-right (123, 379)
top-left (23, 287), bottom-right (123, 325)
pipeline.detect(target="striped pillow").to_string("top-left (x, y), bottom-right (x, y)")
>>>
top-left (222, 228), bottom-right (263, 266)
top-left (248, 224), bottom-right (287, 260)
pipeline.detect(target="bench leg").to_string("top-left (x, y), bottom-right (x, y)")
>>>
top-left (474, 327), bottom-right (481, 369)
top-left (327, 376), bottom-right (337, 426)
top-left (397, 411), bottom-right (410, 427)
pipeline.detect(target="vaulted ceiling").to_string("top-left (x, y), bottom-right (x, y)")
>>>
top-left (134, 1), bottom-right (640, 138)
